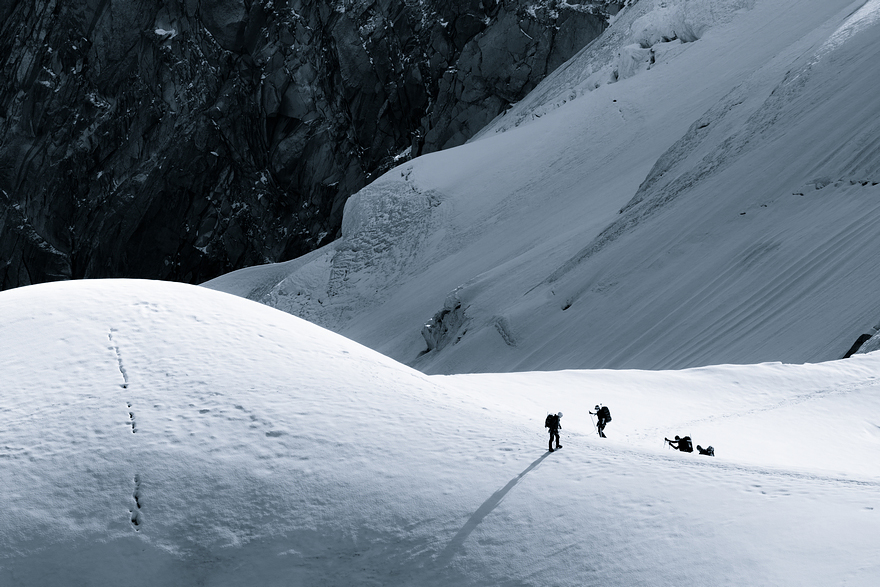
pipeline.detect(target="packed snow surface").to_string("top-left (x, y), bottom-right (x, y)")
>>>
top-left (1, 279), bottom-right (879, 585)
top-left (207, 0), bottom-right (880, 375)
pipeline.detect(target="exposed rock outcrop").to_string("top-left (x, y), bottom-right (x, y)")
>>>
top-left (0, 0), bottom-right (619, 290)
top-left (422, 293), bottom-right (467, 352)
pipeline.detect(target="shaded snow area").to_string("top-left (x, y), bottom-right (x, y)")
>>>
top-left (2, 280), bottom-right (880, 585)
top-left (206, 0), bottom-right (880, 375)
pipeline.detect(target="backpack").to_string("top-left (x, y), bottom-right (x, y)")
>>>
top-left (599, 406), bottom-right (611, 422)
top-left (681, 436), bottom-right (693, 452)
top-left (545, 414), bottom-right (559, 429)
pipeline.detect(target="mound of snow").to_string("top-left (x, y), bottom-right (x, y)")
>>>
top-left (2, 279), bottom-right (880, 585)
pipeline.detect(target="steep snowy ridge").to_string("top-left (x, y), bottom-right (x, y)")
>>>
top-left (207, 0), bottom-right (880, 374)
top-left (473, 0), bottom-right (756, 136)
top-left (1, 279), bottom-right (879, 585)
top-left (532, 3), bottom-right (880, 307)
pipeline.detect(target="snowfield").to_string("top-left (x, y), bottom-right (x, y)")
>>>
top-left (207, 0), bottom-right (880, 375)
top-left (1, 279), bottom-right (879, 585)
top-left (5, 0), bottom-right (880, 584)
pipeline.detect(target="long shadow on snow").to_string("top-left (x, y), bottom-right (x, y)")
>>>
top-left (436, 451), bottom-right (552, 565)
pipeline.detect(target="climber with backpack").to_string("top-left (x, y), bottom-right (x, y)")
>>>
top-left (665, 435), bottom-right (694, 453)
top-left (589, 404), bottom-right (612, 438)
top-left (545, 412), bottom-right (563, 452)
top-left (697, 444), bottom-right (715, 456)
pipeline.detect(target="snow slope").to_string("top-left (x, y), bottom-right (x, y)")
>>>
top-left (2, 279), bottom-right (879, 585)
top-left (206, 0), bottom-right (880, 375)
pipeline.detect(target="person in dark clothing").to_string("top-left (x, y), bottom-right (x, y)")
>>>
top-left (589, 404), bottom-right (612, 438)
top-left (545, 412), bottom-right (563, 452)
top-left (665, 435), bottom-right (694, 452)
top-left (696, 444), bottom-right (715, 456)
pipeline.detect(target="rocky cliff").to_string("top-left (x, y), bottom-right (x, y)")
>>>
top-left (0, 0), bottom-right (619, 289)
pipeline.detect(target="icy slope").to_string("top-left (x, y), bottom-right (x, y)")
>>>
top-left (1, 279), bottom-right (879, 585)
top-left (206, 0), bottom-right (880, 375)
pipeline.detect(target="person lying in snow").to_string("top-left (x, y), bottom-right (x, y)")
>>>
top-left (665, 435), bottom-right (694, 452)
top-left (545, 412), bottom-right (563, 452)
top-left (697, 445), bottom-right (715, 456)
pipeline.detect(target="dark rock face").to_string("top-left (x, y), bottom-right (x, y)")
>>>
top-left (422, 1), bottom-right (607, 151)
top-left (0, 0), bottom-right (617, 290)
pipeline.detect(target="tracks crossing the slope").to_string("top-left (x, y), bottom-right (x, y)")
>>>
top-left (108, 328), bottom-right (144, 531)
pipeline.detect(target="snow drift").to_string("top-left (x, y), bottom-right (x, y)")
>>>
top-left (1, 279), bottom-right (879, 585)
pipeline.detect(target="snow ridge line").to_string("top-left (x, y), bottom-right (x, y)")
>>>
top-left (529, 17), bottom-right (877, 303)
top-left (526, 81), bottom-right (752, 300)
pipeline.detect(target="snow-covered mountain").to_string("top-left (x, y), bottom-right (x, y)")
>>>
top-left (206, 0), bottom-right (880, 375)
top-left (2, 279), bottom-right (879, 585)
top-left (4, 1), bottom-right (880, 584)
